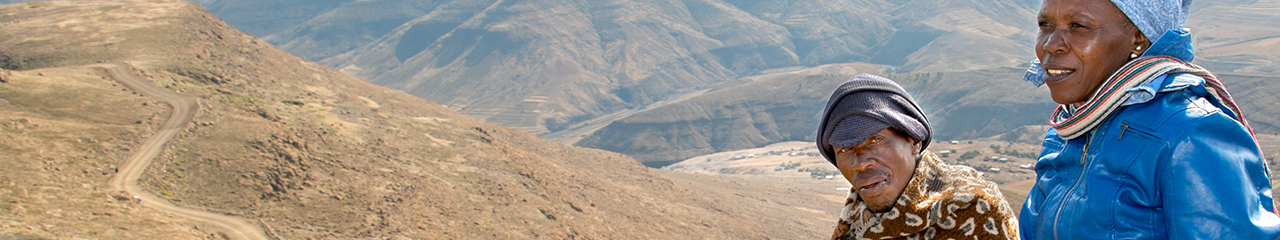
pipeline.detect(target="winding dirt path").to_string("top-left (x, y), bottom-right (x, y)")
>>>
top-left (94, 63), bottom-right (270, 240)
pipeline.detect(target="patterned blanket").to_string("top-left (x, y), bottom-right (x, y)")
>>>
top-left (831, 152), bottom-right (1019, 240)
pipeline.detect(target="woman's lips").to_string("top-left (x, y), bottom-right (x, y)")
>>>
top-left (1046, 69), bottom-right (1074, 75)
top-left (1043, 68), bottom-right (1075, 83)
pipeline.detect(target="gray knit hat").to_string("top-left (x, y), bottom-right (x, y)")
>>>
top-left (816, 74), bottom-right (931, 166)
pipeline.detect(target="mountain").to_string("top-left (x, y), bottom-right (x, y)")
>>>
top-left (576, 63), bottom-right (1058, 166)
top-left (174, 0), bottom-right (1041, 135)
top-left (575, 0), bottom-right (1280, 166)
top-left (0, 1), bottom-right (840, 238)
top-left (583, 0), bottom-right (1280, 167)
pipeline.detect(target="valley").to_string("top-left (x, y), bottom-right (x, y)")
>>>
top-left (665, 128), bottom-right (1280, 217)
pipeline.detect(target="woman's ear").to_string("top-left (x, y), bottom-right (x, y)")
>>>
top-left (1132, 27), bottom-right (1151, 57)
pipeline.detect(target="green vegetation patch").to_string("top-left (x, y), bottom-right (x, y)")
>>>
top-left (958, 150), bottom-right (981, 161)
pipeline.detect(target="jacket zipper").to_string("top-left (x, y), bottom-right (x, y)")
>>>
top-left (1053, 129), bottom-right (1097, 240)
top-left (1118, 123), bottom-right (1128, 139)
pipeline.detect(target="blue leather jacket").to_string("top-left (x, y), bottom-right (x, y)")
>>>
top-left (1019, 30), bottom-right (1280, 239)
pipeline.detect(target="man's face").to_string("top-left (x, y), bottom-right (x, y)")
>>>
top-left (834, 128), bottom-right (921, 211)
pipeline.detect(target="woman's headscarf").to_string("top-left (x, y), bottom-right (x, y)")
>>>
top-left (1023, 0), bottom-right (1195, 86)
top-left (1114, 0), bottom-right (1193, 45)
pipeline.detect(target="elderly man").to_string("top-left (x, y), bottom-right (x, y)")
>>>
top-left (817, 74), bottom-right (1018, 240)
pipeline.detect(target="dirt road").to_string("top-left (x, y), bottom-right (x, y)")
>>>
top-left (95, 63), bottom-right (271, 240)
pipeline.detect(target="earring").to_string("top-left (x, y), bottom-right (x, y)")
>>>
top-left (1131, 53), bottom-right (1139, 58)
top-left (1136, 45), bottom-right (1143, 51)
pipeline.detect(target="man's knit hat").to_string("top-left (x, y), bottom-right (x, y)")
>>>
top-left (816, 74), bottom-right (931, 166)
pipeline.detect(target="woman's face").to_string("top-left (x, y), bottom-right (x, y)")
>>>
top-left (1036, 0), bottom-right (1147, 104)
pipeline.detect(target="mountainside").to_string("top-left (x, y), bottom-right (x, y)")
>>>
top-left (1188, 0), bottom-right (1280, 74)
top-left (576, 0), bottom-right (1280, 166)
top-left (0, 1), bottom-right (839, 238)
top-left (577, 64), bottom-right (1057, 166)
top-left (183, 0), bottom-right (1040, 135)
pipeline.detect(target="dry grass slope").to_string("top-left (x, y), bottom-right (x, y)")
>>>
top-left (0, 1), bottom-right (844, 239)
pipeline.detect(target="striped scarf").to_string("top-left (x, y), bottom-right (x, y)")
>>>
top-left (1051, 56), bottom-right (1251, 140)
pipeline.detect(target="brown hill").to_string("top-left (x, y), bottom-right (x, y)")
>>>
top-left (0, 1), bottom-right (839, 239)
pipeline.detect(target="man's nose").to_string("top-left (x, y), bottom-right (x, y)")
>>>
top-left (849, 151), bottom-right (876, 172)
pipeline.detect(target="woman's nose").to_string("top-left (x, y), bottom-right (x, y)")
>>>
top-left (1042, 30), bottom-right (1069, 55)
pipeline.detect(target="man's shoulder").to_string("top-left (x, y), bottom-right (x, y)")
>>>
top-left (916, 153), bottom-right (1020, 239)
top-left (917, 152), bottom-right (1008, 204)
top-left (922, 152), bottom-right (997, 189)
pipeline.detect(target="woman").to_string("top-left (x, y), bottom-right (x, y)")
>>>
top-left (1018, 0), bottom-right (1280, 239)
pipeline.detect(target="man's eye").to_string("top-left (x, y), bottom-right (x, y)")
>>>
top-left (867, 136), bottom-right (883, 145)
top-left (836, 148), bottom-right (849, 154)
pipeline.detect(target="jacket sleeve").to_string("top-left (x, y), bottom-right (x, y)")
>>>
top-left (1161, 111), bottom-right (1280, 240)
top-left (1018, 178), bottom-right (1045, 240)
top-left (1018, 130), bottom-right (1058, 240)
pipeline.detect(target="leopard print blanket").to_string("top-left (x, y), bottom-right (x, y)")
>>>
top-left (831, 152), bottom-right (1019, 240)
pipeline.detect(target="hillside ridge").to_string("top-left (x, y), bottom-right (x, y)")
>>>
top-left (0, 1), bottom-right (841, 238)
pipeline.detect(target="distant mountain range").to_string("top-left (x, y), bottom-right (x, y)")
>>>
top-left (182, 0), bottom-right (1045, 135)
top-left (192, 0), bottom-right (1280, 167)
top-left (8, 0), bottom-right (1273, 167)
top-left (576, 0), bottom-right (1280, 166)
